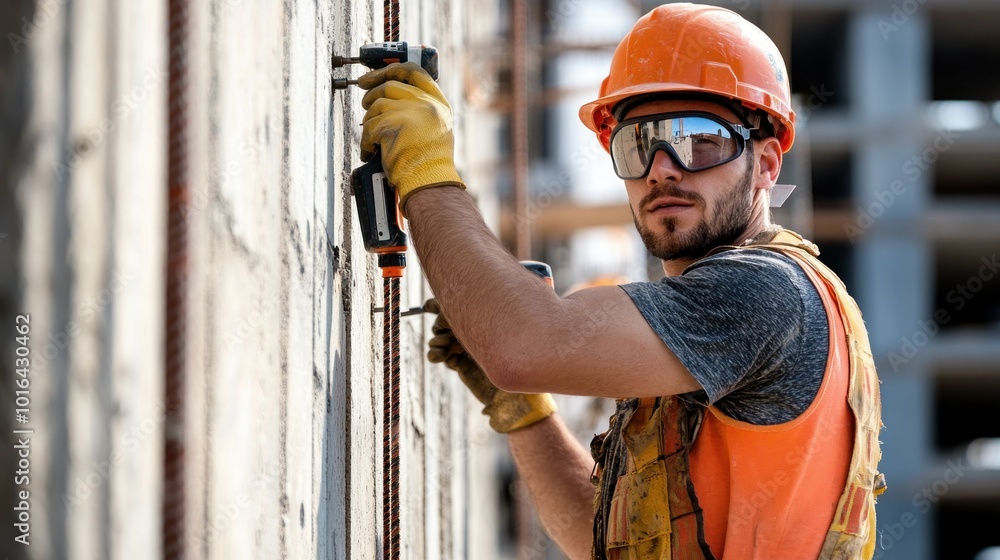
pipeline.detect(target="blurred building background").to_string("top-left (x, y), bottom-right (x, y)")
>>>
top-left (0, 0), bottom-right (998, 559)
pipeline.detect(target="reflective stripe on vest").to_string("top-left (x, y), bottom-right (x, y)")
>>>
top-left (590, 229), bottom-right (885, 560)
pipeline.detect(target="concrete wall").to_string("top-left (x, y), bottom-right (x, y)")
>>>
top-left (0, 0), bottom-right (500, 558)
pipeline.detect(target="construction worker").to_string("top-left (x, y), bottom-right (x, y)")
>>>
top-left (358, 3), bottom-right (885, 559)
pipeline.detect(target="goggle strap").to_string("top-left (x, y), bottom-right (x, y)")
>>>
top-left (731, 124), bottom-right (753, 140)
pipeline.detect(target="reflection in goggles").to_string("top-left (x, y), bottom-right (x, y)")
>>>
top-left (610, 113), bottom-right (752, 180)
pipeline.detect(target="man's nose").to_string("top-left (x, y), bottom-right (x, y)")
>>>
top-left (646, 148), bottom-right (684, 186)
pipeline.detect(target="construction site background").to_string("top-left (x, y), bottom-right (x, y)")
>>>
top-left (1, 0), bottom-right (999, 559)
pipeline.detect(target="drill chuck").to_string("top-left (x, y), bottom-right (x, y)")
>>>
top-left (332, 41), bottom-right (438, 80)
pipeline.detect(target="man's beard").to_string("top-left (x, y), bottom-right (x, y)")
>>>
top-left (632, 159), bottom-right (755, 261)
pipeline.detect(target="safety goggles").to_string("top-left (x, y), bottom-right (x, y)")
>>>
top-left (609, 111), bottom-right (755, 180)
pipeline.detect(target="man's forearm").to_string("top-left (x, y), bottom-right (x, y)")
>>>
top-left (508, 415), bottom-right (597, 560)
top-left (406, 187), bottom-right (559, 382)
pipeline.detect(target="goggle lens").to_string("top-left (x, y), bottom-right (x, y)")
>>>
top-left (609, 112), bottom-right (751, 180)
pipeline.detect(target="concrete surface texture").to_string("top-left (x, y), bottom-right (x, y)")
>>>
top-left (0, 0), bottom-right (500, 558)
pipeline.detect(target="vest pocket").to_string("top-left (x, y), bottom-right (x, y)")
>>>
top-left (605, 459), bottom-right (672, 559)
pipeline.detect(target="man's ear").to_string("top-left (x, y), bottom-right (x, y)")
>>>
top-left (753, 137), bottom-right (783, 190)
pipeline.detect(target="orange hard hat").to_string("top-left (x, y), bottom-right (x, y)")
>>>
top-left (579, 3), bottom-right (796, 153)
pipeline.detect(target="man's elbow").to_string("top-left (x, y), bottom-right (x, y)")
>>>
top-left (480, 347), bottom-right (546, 394)
top-left (472, 309), bottom-right (563, 393)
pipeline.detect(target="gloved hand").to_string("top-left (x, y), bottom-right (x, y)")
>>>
top-left (358, 62), bottom-right (466, 215)
top-left (424, 298), bottom-right (557, 433)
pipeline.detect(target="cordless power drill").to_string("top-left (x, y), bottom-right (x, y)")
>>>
top-left (333, 42), bottom-right (439, 264)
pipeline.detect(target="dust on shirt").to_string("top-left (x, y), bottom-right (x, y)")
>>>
top-left (620, 248), bottom-right (829, 425)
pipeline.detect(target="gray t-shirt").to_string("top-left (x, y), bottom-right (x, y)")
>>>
top-left (620, 248), bottom-right (829, 425)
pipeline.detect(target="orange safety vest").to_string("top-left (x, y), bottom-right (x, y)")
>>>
top-left (591, 230), bottom-right (886, 560)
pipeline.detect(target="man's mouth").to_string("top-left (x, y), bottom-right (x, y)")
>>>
top-left (647, 197), bottom-right (695, 215)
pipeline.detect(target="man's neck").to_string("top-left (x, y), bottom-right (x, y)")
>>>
top-left (659, 220), bottom-right (778, 277)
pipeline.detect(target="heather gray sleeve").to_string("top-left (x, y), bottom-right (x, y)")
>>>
top-left (620, 249), bottom-right (828, 425)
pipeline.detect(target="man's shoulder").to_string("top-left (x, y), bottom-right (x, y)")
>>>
top-left (694, 245), bottom-right (801, 268)
top-left (683, 246), bottom-right (812, 290)
top-left (624, 247), bottom-right (816, 310)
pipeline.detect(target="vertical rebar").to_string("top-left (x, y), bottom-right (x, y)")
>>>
top-left (382, 277), bottom-right (394, 559)
top-left (381, 274), bottom-right (402, 560)
top-left (390, 0), bottom-right (400, 42)
top-left (380, 3), bottom-right (402, 558)
top-left (383, 0), bottom-right (392, 42)
top-left (511, 1), bottom-right (538, 554)
top-left (164, 0), bottom-right (189, 557)
top-left (389, 276), bottom-right (401, 559)
top-left (511, 0), bottom-right (531, 260)
top-left (384, 0), bottom-right (400, 42)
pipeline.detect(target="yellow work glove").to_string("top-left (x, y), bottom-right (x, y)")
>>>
top-left (424, 298), bottom-right (557, 433)
top-left (358, 62), bottom-right (466, 215)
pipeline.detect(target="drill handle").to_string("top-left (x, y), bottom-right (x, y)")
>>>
top-left (351, 147), bottom-right (408, 254)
